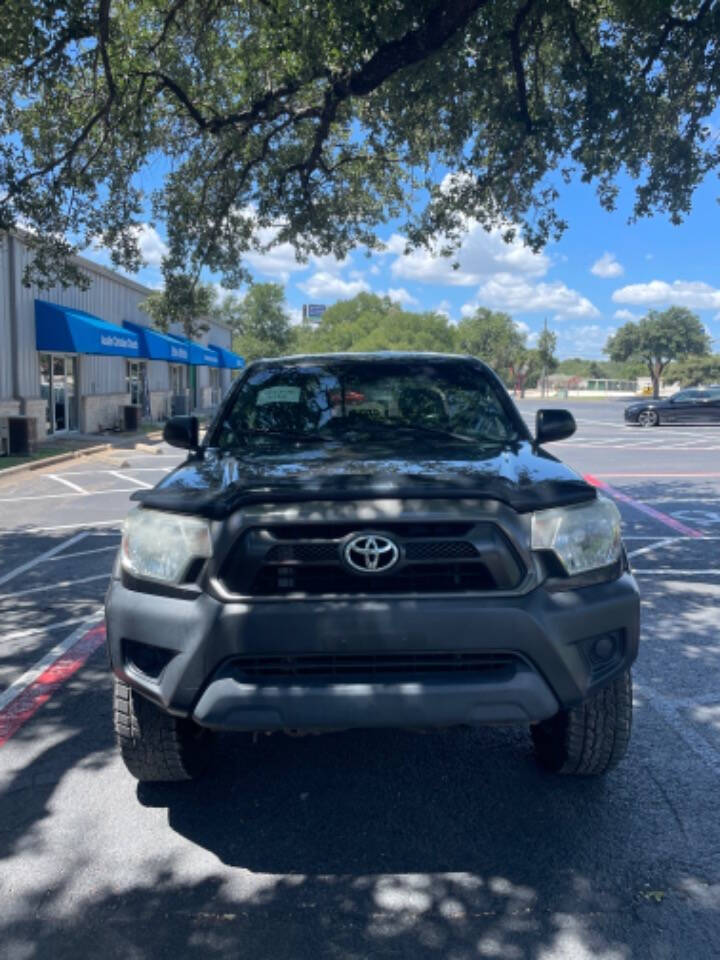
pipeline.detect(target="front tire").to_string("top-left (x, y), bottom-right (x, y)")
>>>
top-left (637, 409), bottom-right (659, 427)
top-left (531, 670), bottom-right (632, 775)
top-left (113, 677), bottom-right (211, 782)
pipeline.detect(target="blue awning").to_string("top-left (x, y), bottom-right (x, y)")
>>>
top-left (35, 299), bottom-right (140, 357)
top-left (209, 343), bottom-right (244, 370)
top-left (123, 320), bottom-right (190, 363)
top-left (166, 333), bottom-right (220, 367)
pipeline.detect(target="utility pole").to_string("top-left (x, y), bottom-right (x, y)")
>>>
top-left (541, 317), bottom-right (548, 398)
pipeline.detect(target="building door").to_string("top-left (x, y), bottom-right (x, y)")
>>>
top-left (126, 361), bottom-right (149, 418)
top-left (40, 354), bottom-right (79, 433)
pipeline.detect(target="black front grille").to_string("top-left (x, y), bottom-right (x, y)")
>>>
top-left (265, 521), bottom-right (474, 540)
top-left (264, 539), bottom-right (478, 565)
top-left (218, 520), bottom-right (525, 596)
top-left (251, 562), bottom-right (496, 595)
top-left (229, 651), bottom-right (521, 682)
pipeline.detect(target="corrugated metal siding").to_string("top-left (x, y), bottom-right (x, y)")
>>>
top-left (0, 235), bottom-right (12, 399)
top-left (13, 236), bottom-right (154, 396)
top-left (207, 320), bottom-right (232, 350)
top-left (147, 359), bottom-right (169, 391)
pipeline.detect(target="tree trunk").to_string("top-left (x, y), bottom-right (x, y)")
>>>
top-left (649, 360), bottom-right (661, 399)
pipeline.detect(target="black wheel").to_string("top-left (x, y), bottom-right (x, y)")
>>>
top-left (531, 669), bottom-right (632, 775)
top-left (637, 408), bottom-right (659, 427)
top-left (113, 677), bottom-right (211, 782)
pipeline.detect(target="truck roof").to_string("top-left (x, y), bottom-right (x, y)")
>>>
top-left (250, 351), bottom-right (481, 365)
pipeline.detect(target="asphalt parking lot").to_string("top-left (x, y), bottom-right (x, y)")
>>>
top-left (1, 399), bottom-right (719, 960)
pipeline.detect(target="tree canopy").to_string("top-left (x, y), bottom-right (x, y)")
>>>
top-left (673, 353), bottom-right (720, 387)
top-left (2, 1), bottom-right (720, 291)
top-left (456, 308), bottom-right (526, 384)
top-left (605, 307), bottom-right (711, 397)
top-left (293, 294), bottom-right (457, 355)
top-left (230, 282), bottom-right (294, 361)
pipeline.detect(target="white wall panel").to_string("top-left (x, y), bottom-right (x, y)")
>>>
top-left (0, 235), bottom-right (12, 399)
top-left (12, 236), bottom-right (154, 397)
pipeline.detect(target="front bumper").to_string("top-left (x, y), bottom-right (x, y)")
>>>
top-left (105, 572), bottom-right (640, 732)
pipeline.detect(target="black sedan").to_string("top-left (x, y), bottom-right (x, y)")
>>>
top-left (625, 388), bottom-right (720, 426)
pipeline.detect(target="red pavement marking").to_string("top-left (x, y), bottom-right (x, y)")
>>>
top-left (584, 474), bottom-right (705, 539)
top-left (0, 624), bottom-right (106, 747)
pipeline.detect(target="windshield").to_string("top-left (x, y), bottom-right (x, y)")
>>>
top-left (212, 359), bottom-right (524, 451)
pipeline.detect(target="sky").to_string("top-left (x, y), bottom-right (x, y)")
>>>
top-left (87, 163), bottom-right (720, 360)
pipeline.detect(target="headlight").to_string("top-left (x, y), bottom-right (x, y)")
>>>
top-left (531, 498), bottom-right (622, 575)
top-left (121, 508), bottom-right (212, 583)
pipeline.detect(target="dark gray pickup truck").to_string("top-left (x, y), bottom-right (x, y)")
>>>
top-left (106, 353), bottom-right (639, 782)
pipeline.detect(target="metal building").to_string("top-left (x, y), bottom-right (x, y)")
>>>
top-left (0, 231), bottom-right (243, 443)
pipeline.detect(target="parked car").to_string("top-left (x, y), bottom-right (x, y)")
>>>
top-left (106, 353), bottom-right (639, 783)
top-left (625, 388), bottom-right (720, 426)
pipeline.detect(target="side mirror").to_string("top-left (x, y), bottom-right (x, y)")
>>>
top-left (536, 408), bottom-right (576, 445)
top-left (163, 415), bottom-right (199, 451)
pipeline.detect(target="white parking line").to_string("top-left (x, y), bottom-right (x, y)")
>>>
top-left (43, 545), bottom-right (118, 562)
top-left (46, 474), bottom-right (88, 495)
top-left (0, 613), bottom-right (104, 712)
top-left (109, 471), bottom-right (152, 488)
top-left (56, 467), bottom-right (170, 476)
top-left (0, 532), bottom-right (89, 588)
top-left (0, 573), bottom-right (110, 601)
top-left (0, 488), bottom-right (139, 503)
top-left (2, 616), bottom-right (99, 644)
top-left (25, 521), bottom-right (124, 533)
top-left (623, 535), bottom-right (720, 540)
top-left (638, 683), bottom-right (720, 778)
top-left (633, 569), bottom-right (720, 575)
top-left (627, 537), bottom-right (679, 559)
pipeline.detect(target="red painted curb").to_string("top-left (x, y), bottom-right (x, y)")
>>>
top-left (584, 474), bottom-right (705, 539)
top-left (0, 624), bottom-right (106, 747)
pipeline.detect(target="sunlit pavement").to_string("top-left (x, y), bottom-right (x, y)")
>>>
top-left (1, 404), bottom-right (720, 960)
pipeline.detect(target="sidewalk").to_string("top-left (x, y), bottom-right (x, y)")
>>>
top-left (0, 424), bottom-right (165, 476)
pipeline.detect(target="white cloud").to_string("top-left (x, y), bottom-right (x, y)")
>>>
top-left (380, 287), bottom-right (419, 307)
top-left (613, 308), bottom-right (640, 321)
top-left (388, 222), bottom-right (549, 287)
top-left (612, 279), bottom-right (720, 309)
top-left (235, 208), bottom-right (348, 282)
top-left (435, 299), bottom-right (452, 319)
top-left (244, 241), bottom-right (302, 283)
top-left (133, 224), bottom-right (168, 268)
top-left (463, 274), bottom-right (600, 320)
top-left (298, 271), bottom-right (370, 299)
top-left (556, 324), bottom-right (615, 359)
top-left (590, 252), bottom-right (624, 278)
top-left (210, 282), bottom-right (242, 304)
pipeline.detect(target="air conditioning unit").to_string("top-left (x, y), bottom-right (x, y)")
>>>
top-left (0, 416), bottom-right (38, 455)
top-left (172, 393), bottom-right (190, 416)
top-left (123, 405), bottom-right (141, 432)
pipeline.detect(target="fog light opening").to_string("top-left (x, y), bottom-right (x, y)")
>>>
top-left (591, 635), bottom-right (616, 662)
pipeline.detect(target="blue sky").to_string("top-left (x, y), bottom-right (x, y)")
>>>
top-left (89, 163), bottom-right (720, 360)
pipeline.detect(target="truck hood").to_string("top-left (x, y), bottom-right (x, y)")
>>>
top-left (132, 436), bottom-right (594, 517)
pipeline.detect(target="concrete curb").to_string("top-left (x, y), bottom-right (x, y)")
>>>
top-left (0, 444), bottom-right (113, 478)
top-left (0, 430), bottom-right (165, 479)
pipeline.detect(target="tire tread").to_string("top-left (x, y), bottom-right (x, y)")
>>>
top-left (113, 677), bottom-right (208, 782)
top-left (532, 670), bottom-right (632, 776)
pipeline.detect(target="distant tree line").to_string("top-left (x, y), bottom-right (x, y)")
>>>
top-left (142, 283), bottom-right (719, 396)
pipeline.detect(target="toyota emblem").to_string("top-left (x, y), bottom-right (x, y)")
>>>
top-left (344, 534), bottom-right (399, 573)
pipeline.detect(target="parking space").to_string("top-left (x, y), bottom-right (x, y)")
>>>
top-left (2, 408), bottom-right (720, 959)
